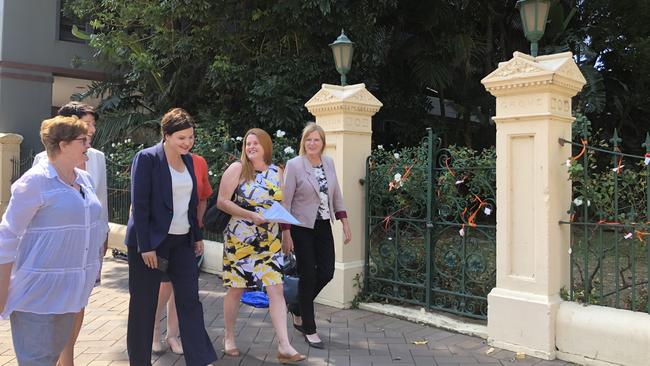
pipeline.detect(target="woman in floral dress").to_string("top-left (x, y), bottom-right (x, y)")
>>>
top-left (216, 128), bottom-right (305, 364)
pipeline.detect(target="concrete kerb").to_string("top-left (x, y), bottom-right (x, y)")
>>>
top-left (359, 302), bottom-right (488, 339)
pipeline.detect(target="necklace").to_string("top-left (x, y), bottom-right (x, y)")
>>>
top-left (60, 176), bottom-right (75, 186)
top-left (56, 169), bottom-right (76, 186)
top-left (50, 160), bottom-right (77, 187)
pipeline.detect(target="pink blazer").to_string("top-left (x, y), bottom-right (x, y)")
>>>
top-left (282, 155), bottom-right (347, 229)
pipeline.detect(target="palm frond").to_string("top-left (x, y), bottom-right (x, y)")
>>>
top-left (93, 112), bottom-right (160, 150)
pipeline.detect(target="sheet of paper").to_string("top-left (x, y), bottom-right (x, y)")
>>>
top-left (262, 201), bottom-right (301, 225)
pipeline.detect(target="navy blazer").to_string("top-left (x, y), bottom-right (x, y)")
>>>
top-left (125, 142), bottom-right (203, 253)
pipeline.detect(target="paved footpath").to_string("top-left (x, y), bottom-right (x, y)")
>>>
top-left (0, 258), bottom-right (573, 365)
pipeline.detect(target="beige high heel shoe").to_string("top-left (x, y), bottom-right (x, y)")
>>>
top-left (151, 340), bottom-right (165, 354)
top-left (166, 336), bottom-right (183, 355)
top-left (222, 339), bottom-right (240, 357)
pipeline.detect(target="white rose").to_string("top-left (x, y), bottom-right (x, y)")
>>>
top-left (208, 170), bottom-right (213, 176)
top-left (377, 145), bottom-right (384, 150)
top-left (394, 173), bottom-right (402, 182)
top-left (284, 146), bottom-right (295, 154)
top-left (573, 198), bottom-right (583, 207)
top-left (276, 130), bottom-right (286, 138)
top-left (394, 153), bottom-right (400, 159)
top-left (235, 136), bottom-right (243, 141)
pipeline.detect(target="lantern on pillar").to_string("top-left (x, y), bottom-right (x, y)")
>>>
top-left (516, 0), bottom-right (551, 57)
top-left (329, 29), bottom-right (354, 86)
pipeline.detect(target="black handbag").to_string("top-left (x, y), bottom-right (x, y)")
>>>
top-left (283, 253), bottom-right (300, 305)
top-left (203, 192), bottom-right (233, 233)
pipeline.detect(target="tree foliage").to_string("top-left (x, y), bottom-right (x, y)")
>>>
top-left (65, 0), bottom-right (650, 152)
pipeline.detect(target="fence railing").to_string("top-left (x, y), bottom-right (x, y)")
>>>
top-left (559, 131), bottom-right (650, 313)
top-left (364, 128), bottom-right (496, 320)
top-left (10, 151), bottom-right (35, 183)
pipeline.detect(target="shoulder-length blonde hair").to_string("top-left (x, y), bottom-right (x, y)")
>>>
top-left (298, 122), bottom-right (326, 156)
top-left (240, 128), bottom-right (273, 182)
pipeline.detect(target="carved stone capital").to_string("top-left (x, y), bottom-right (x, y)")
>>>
top-left (305, 83), bottom-right (383, 118)
top-left (482, 52), bottom-right (586, 97)
top-left (0, 133), bottom-right (24, 145)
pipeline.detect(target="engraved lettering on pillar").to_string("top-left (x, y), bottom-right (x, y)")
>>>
top-left (316, 117), bottom-right (342, 131)
top-left (549, 97), bottom-right (571, 116)
top-left (341, 116), bottom-right (371, 133)
top-left (497, 96), bottom-right (543, 115)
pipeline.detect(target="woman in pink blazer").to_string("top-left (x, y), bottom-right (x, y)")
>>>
top-left (281, 123), bottom-right (351, 349)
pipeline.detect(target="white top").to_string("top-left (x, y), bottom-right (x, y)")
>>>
top-left (34, 148), bottom-right (109, 232)
top-left (0, 160), bottom-right (108, 318)
top-left (168, 165), bottom-right (192, 235)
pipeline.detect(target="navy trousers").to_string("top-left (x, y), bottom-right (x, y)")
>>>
top-left (127, 234), bottom-right (217, 366)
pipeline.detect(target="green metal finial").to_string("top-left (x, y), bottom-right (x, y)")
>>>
top-left (643, 132), bottom-right (650, 152)
top-left (609, 129), bottom-right (622, 147)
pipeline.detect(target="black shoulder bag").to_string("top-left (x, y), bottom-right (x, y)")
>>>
top-left (203, 191), bottom-right (235, 233)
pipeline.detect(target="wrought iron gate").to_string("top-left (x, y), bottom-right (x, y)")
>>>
top-left (363, 128), bottom-right (496, 319)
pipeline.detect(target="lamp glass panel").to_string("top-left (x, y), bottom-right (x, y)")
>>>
top-left (536, 1), bottom-right (550, 33)
top-left (340, 45), bottom-right (353, 70)
top-left (332, 47), bottom-right (344, 71)
top-left (522, 2), bottom-right (536, 32)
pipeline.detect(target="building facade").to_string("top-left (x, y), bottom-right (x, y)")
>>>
top-left (0, 0), bottom-right (102, 154)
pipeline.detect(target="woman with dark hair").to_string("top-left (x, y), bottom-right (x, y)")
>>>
top-left (281, 122), bottom-right (351, 349)
top-left (217, 128), bottom-right (305, 363)
top-left (0, 116), bottom-right (107, 364)
top-left (151, 152), bottom-right (212, 355)
top-left (125, 108), bottom-right (217, 366)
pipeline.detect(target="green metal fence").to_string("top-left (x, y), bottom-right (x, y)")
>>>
top-left (106, 160), bottom-right (130, 225)
top-left (10, 151), bottom-right (35, 183)
top-left (559, 131), bottom-right (650, 313)
top-left (364, 128), bottom-right (496, 319)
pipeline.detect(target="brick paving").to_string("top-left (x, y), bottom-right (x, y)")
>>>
top-left (0, 258), bottom-right (574, 365)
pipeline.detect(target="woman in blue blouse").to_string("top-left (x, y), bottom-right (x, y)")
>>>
top-left (0, 116), bottom-right (107, 365)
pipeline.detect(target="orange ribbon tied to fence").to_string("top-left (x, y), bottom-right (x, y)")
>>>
top-left (388, 160), bottom-right (417, 192)
top-left (613, 155), bottom-right (624, 174)
top-left (570, 139), bottom-right (589, 162)
top-left (467, 194), bottom-right (488, 228)
top-left (444, 157), bottom-right (456, 177)
top-left (596, 219), bottom-right (622, 226)
top-left (593, 220), bottom-right (650, 241)
top-left (381, 206), bottom-right (407, 232)
top-left (635, 230), bottom-right (650, 241)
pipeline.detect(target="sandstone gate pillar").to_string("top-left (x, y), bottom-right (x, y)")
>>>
top-left (481, 51), bottom-right (586, 359)
top-left (304, 83), bottom-right (382, 308)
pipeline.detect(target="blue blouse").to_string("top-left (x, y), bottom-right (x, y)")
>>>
top-left (0, 160), bottom-right (107, 318)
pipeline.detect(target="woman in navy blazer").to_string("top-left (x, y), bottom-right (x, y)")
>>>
top-left (125, 108), bottom-right (217, 366)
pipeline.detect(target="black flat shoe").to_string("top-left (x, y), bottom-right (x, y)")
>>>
top-left (304, 334), bottom-right (324, 349)
top-left (289, 311), bottom-right (304, 334)
top-left (293, 322), bottom-right (305, 334)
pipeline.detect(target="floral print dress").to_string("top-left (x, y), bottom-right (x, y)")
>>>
top-left (223, 164), bottom-right (284, 288)
top-left (313, 164), bottom-right (331, 220)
